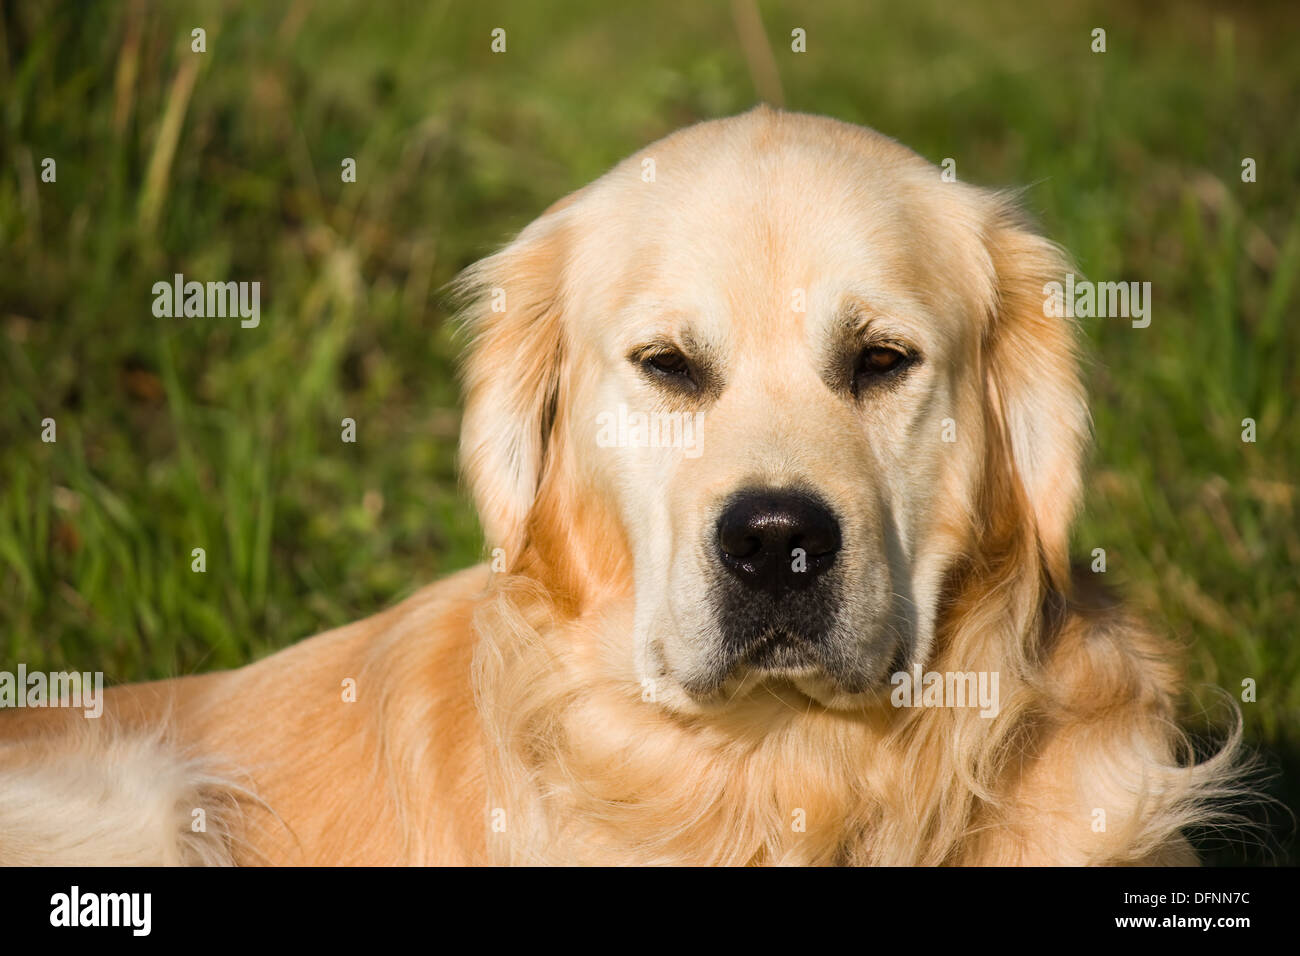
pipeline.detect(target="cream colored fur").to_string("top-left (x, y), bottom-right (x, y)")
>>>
top-left (0, 108), bottom-right (1248, 866)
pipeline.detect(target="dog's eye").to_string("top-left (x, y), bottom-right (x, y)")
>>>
top-left (641, 348), bottom-right (693, 382)
top-left (853, 345), bottom-right (914, 391)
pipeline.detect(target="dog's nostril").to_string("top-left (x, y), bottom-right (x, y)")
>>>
top-left (719, 529), bottom-right (763, 560)
top-left (716, 490), bottom-right (841, 593)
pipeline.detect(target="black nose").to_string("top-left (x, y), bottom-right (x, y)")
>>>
top-left (717, 490), bottom-right (841, 593)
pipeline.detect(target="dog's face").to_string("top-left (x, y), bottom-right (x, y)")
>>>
top-left (460, 109), bottom-right (1086, 714)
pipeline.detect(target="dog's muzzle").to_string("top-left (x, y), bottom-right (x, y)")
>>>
top-left (707, 488), bottom-right (845, 673)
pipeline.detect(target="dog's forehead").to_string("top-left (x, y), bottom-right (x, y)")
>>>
top-left (571, 111), bottom-right (987, 346)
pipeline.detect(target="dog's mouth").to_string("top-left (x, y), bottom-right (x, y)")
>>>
top-left (707, 561), bottom-right (846, 674)
top-left (683, 613), bottom-right (900, 707)
top-left (737, 627), bottom-right (823, 672)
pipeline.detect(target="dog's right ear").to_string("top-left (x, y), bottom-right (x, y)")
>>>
top-left (455, 200), bottom-right (576, 558)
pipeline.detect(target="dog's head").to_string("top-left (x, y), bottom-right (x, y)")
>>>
top-left (458, 108), bottom-right (1085, 713)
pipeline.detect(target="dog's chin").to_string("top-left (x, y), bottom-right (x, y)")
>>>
top-left (669, 665), bottom-right (891, 714)
top-left (788, 672), bottom-right (888, 710)
top-left (667, 636), bottom-right (899, 713)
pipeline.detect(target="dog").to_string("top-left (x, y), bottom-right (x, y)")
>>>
top-left (0, 107), bottom-right (1245, 865)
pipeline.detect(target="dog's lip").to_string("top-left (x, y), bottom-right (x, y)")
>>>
top-left (675, 635), bottom-right (822, 700)
top-left (691, 623), bottom-right (902, 705)
top-left (736, 626), bottom-right (822, 662)
top-left (713, 630), bottom-right (829, 691)
top-left (743, 627), bottom-right (809, 653)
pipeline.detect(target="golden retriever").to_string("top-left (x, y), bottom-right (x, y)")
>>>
top-left (0, 107), bottom-right (1245, 865)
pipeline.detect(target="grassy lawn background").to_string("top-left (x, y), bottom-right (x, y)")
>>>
top-left (2, 1), bottom-right (1297, 863)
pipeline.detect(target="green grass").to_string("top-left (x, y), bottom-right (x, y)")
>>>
top-left (1, 0), bottom-right (1297, 863)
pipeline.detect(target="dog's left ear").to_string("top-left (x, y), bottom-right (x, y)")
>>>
top-left (455, 199), bottom-right (576, 557)
top-left (981, 200), bottom-right (1090, 587)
